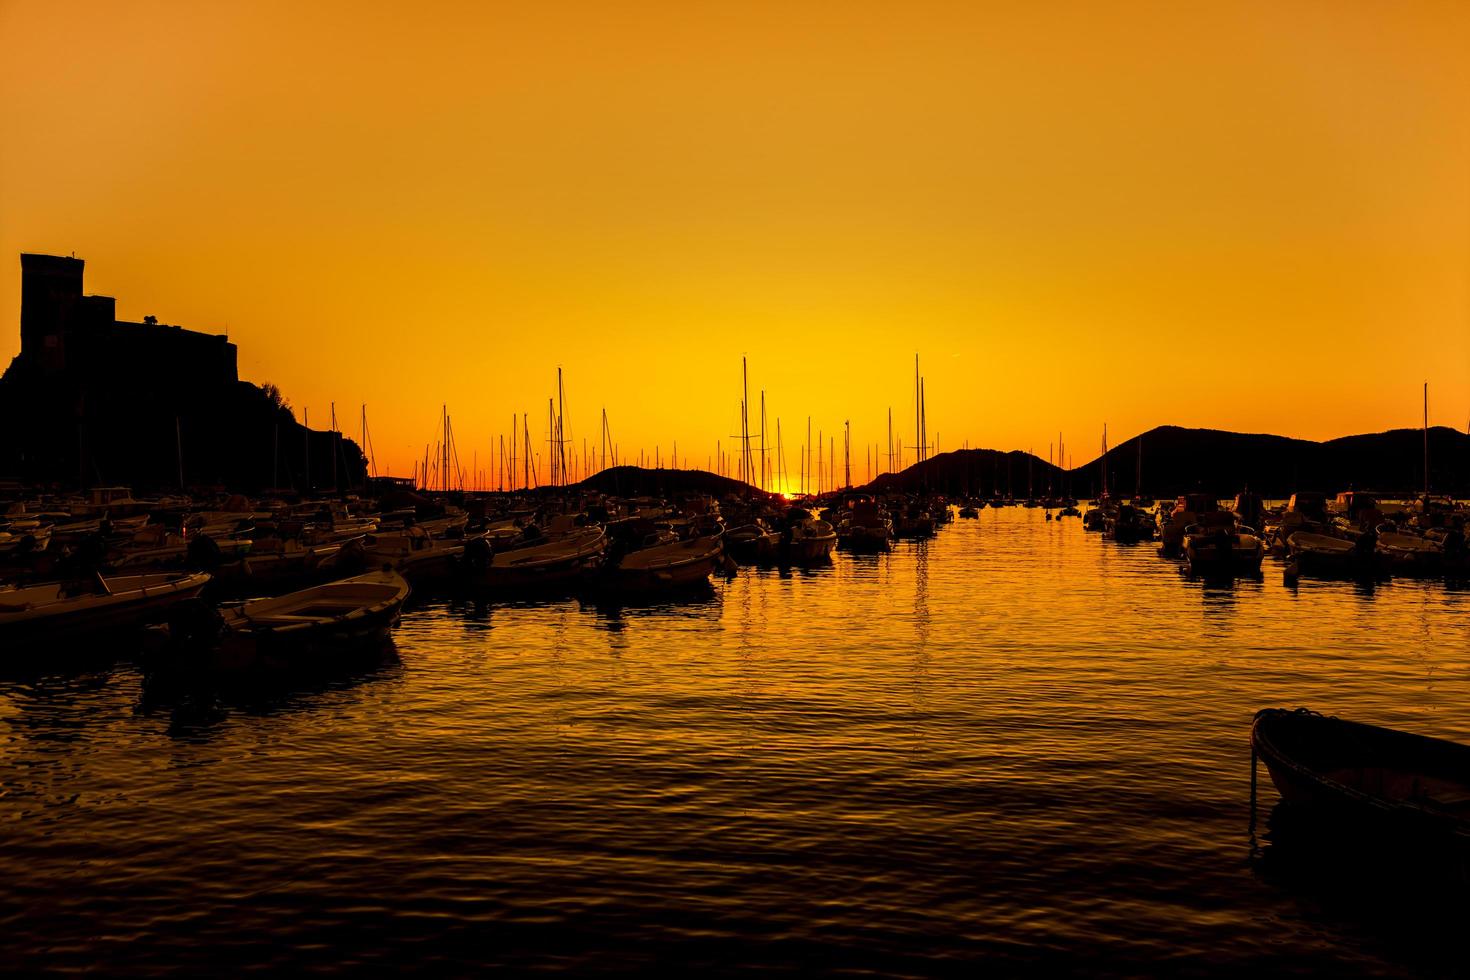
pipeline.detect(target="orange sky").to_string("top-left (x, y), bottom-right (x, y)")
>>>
top-left (2, 0), bottom-right (1468, 491)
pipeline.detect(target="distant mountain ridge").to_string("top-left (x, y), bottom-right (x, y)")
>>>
top-left (866, 425), bottom-right (1470, 499)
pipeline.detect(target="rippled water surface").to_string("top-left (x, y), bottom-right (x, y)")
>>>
top-left (5, 509), bottom-right (1470, 976)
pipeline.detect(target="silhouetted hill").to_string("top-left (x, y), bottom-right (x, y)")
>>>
top-left (576, 466), bottom-right (770, 499)
top-left (865, 426), bottom-right (1470, 499)
top-left (1080, 426), bottom-right (1469, 499)
top-left (867, 449), bottom-right (1064, 497)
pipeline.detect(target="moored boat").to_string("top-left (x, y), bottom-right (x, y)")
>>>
top-left (840, 499), bottom-right (892, 552)
top-left (206, 569), bottom-right (410, 675)
top-left (1375, 531), bottom-right (1443, 577)
top-left (779, 514), bottom-right (837, 565)
top-left (361, 527), bottom-right (464, 585)
top-left (1158, 493), bottom-right (1216, 557)
top-left (1286, 530), bottom-right (1386, 580)
top-left (1104, 503), bottom-right (1154, 544)
top-left (1182, 512), bottom-right (1263, 577)
top-left (458, 527), bottom-right (606, 591)
top-left (725, 521), bottom-right (780, 565)
top-left (606, 534), bottom-right (723, 593)
top-left (0, 570), bottom-right (211, 649)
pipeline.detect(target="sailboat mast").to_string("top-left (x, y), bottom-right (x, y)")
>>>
top-left (1136, 435), bottom-right (1143, 499)
top-left (760, 390), bottom-right (767, 491)
top-left (741, 357), bottom-right (751, 488)
top-left (557, 367), bottom-right (567, 486)
top-left (920, 379), bottom-right (928, 490)
top-left (887, 407), bottom-right (893, 474)
top-left (1424, 381), bottom-right (1430, 504)
top-left (844, 419), bottom-right (851, 489)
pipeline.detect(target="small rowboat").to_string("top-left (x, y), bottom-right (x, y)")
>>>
top-left (726, 523), bottom-right (780, 565)
top-left (608, 534), bottom-right (723, 593)
top-left (1285, 531), bottom-right (1386, 580)
top-left (361, 528), bottom-right (464, 586)
top-left (460, 527), bottom-right (606, 591)
top-left (0, 571), bottom-right (211, 650)
top-left (1375, 531), bottom-right (1442, 577)
top-left (1252, 708), bottom-right (1470, 877)
top-left (209, 569), bottom-right (410, 675)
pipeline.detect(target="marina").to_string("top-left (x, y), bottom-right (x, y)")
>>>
top-left (3, 505), bottom-right (1470, 975)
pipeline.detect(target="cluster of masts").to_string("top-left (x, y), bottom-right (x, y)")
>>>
top-left (331, 355), bottom-right (1101, 497)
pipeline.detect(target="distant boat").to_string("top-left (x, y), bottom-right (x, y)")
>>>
top-left (726, 522), bottom-right (780, 565)
top-left (1082, 499), bottom-right (1115, 532)
top-left (1375, 531), bottom-right (1443, 577)
top-left (893, 504), bottom-right (935, 539)
top-left (1285, 531), bottom-right (1386, 580)
top-left (1252, 707), bottom-right (1470, 878)
top-left (1103, 503), bottom-right (1153, 544)
top-left (1, 570), bottom-right (211, 649)
top-left (1266, 492), bottom-right (1330, 554)
top-left (1158, 494), bottom-right (1217, 557)
top-left (840, 499), bottom-right (893, 551)
top-left (1182, 511), bottom-right (1263, 577)
top-left (779, 514), bottom-right (837, 565)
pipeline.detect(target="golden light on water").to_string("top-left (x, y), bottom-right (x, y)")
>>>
top-left (2, 1), bottom-right (1468, 482)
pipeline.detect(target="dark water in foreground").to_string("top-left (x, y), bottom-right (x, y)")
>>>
top-left (5, 509), bottom-right (1470, 977)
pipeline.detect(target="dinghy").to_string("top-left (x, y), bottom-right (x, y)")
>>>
top-left (725, 522), bottom-right (780, 565)
top-left (458, 527), bottom-right (606, 591)
top-left (607, 534), bottom-right (723, 593)
top-left (207, 569), bottom-right (410, 675)
top-left (361, 527), bottom-right (464, 585)
top-left (1375, 531), bottom-right (1442, 577)
top-left (0, 571), bottom-right (211, 649)
top-left (1286, 531), bottom-right (1385, 579)
top-left (1252, 707), bottom-right (1470, 877)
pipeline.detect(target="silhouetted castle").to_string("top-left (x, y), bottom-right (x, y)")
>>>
top-left (11, 253), bottom-right (238, 391)
top-left (0, 253), bottom-right (363, 491)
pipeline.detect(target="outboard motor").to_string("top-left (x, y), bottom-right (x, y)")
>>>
top-left (187, 533), bottom-right (224, 570)
top-left (461, 536), bottom-right (493, 574)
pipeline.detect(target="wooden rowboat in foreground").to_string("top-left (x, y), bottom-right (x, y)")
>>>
top-left (1252, 707), bottom-right (1470, 877)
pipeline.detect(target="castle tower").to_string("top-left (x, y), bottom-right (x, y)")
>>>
top-left (19, 253), bottom-right (85, 375)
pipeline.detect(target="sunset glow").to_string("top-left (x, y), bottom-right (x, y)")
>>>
top-left (3, 0), bottom-right (1468, 484)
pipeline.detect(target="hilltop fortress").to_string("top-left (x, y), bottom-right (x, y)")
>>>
top-left (9, 252), bottom-right (237, 391)
top-left (0, 253), bottom-right (361, 491)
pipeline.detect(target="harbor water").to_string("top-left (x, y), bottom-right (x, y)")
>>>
top-left (4, 508), bottom-right (1469, 976)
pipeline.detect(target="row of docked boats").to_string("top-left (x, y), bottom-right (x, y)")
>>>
top-left (0, 564), bottom-right (410, 677)
top-left (1, 481), bottom-right (969, 676)
top-left (1078, 488), bottom-right (1469, 582)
